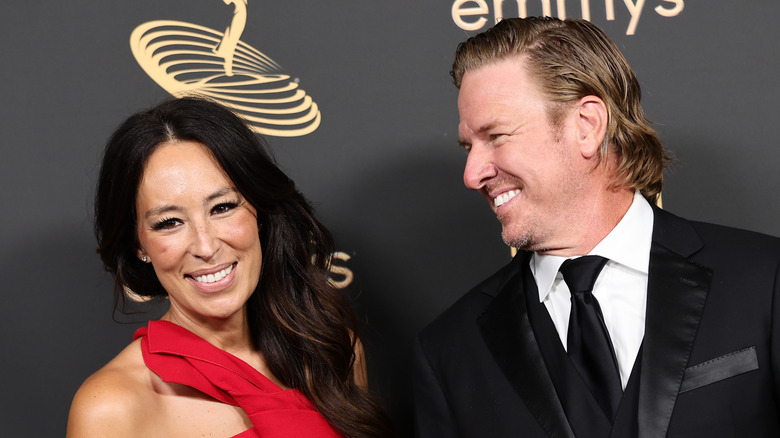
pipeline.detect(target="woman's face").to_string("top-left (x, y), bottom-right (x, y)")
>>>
top-left (135, 140), bottom-right (262, 326)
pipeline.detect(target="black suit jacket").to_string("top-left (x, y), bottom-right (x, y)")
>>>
top-left (414, 207), bottom-right (780, 437)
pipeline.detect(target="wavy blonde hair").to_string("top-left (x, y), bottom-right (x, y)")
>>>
top-left (451, 17), bottom-right (671, 203)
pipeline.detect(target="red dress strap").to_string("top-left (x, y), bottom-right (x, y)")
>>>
top-left (134, 320), bottom-right (343, 438)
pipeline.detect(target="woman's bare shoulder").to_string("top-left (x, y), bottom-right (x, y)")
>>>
top-left (66, 338), bottom-right (157, 438)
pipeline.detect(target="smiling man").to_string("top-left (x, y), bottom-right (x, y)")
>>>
top-left (413, 17), bottom-right (780, 438)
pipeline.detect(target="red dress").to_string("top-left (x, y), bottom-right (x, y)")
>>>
top-left (134, 320), bottom-right (343, 438)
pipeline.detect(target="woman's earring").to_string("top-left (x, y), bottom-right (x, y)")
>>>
top-left (142, 256), bottom-right (148, 262)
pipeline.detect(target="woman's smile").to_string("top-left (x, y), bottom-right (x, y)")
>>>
top-left (186, 262), bottom-right (237, 292)
top-left (135, 140), bottom-right (262, 324)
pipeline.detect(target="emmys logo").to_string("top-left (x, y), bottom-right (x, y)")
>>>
top-left (130, 0), bottom-right (320, 137)
top-left (451, 0), bottom-right (684, 35)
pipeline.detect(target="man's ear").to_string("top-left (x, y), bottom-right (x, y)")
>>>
top-left (575, 95), bottom-right (608, 159)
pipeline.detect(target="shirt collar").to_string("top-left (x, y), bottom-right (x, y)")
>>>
top-left (531, 191), bottom-right (654, 302)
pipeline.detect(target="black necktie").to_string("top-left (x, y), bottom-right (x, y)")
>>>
top-left (560, 255), bottom-right (622, 421)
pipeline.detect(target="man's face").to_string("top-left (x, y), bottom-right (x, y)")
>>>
top-left (457, 57), bottom-right (589, 253)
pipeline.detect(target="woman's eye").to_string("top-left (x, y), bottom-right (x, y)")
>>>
top-left (212, 202), bottom-right (238, 215)
top-left (153, 218), bottom-right (181, 231)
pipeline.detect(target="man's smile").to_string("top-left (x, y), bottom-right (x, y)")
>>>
top-left (493, 189), bottom-right (520, 208)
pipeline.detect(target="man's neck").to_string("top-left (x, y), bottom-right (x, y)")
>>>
top-left (537, 187), bottom-right (635, 257)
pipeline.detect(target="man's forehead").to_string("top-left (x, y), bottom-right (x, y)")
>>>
top-left (457, 91), bottom-right (533, 136)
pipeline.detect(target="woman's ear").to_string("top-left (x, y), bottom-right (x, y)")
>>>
top-left (575, 95), bottom-right (608, 159)
top-left (137, 248), bottom-right (150, 263)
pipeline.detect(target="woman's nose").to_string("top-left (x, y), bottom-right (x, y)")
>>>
top-left (190, 220), bottom-right (221, 260)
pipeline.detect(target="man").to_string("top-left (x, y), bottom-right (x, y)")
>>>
top-left (413, 17), bottom-right (780, 437)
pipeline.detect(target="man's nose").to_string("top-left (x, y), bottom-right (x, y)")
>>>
top-left (463, 145), bottom-right (497, 190)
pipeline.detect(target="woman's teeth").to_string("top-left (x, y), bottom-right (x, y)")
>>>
top-left (194, 265), bottom-right (233, 283)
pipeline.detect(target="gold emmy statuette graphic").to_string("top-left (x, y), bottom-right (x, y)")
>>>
top-left (130, 0), bottom-right (321, 137)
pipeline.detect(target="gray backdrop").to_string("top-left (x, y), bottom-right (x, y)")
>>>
top-left (2, 1), bottom-right (778, 436)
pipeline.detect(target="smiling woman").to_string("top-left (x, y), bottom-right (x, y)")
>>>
top-left (66, 97), bottom-right (391, 438)
top-left (135, 141), bottom-right (263, 325)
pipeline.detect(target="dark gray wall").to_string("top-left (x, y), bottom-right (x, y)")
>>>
top-left (1, 1), bottom-right (778, 436)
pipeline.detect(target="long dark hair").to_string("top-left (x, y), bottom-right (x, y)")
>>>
top-left (94, 96), bottom-right (391, 437)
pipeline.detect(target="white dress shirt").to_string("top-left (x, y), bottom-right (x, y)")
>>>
top-left (530, 191), bottom-right (653, 388)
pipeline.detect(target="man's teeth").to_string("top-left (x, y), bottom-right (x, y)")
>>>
top-left (494, 189), bottom-right (520, 207)
top-left (194, 265), bottom-right (233, 283)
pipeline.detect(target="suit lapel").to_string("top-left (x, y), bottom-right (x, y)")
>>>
top-left (477, 253), bottom-right (575, 438)
top-left (638, 207), bottom-right (712, 438)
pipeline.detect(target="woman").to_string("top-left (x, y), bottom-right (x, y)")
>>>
top-left (67, 97), bottom-right (391, 437)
